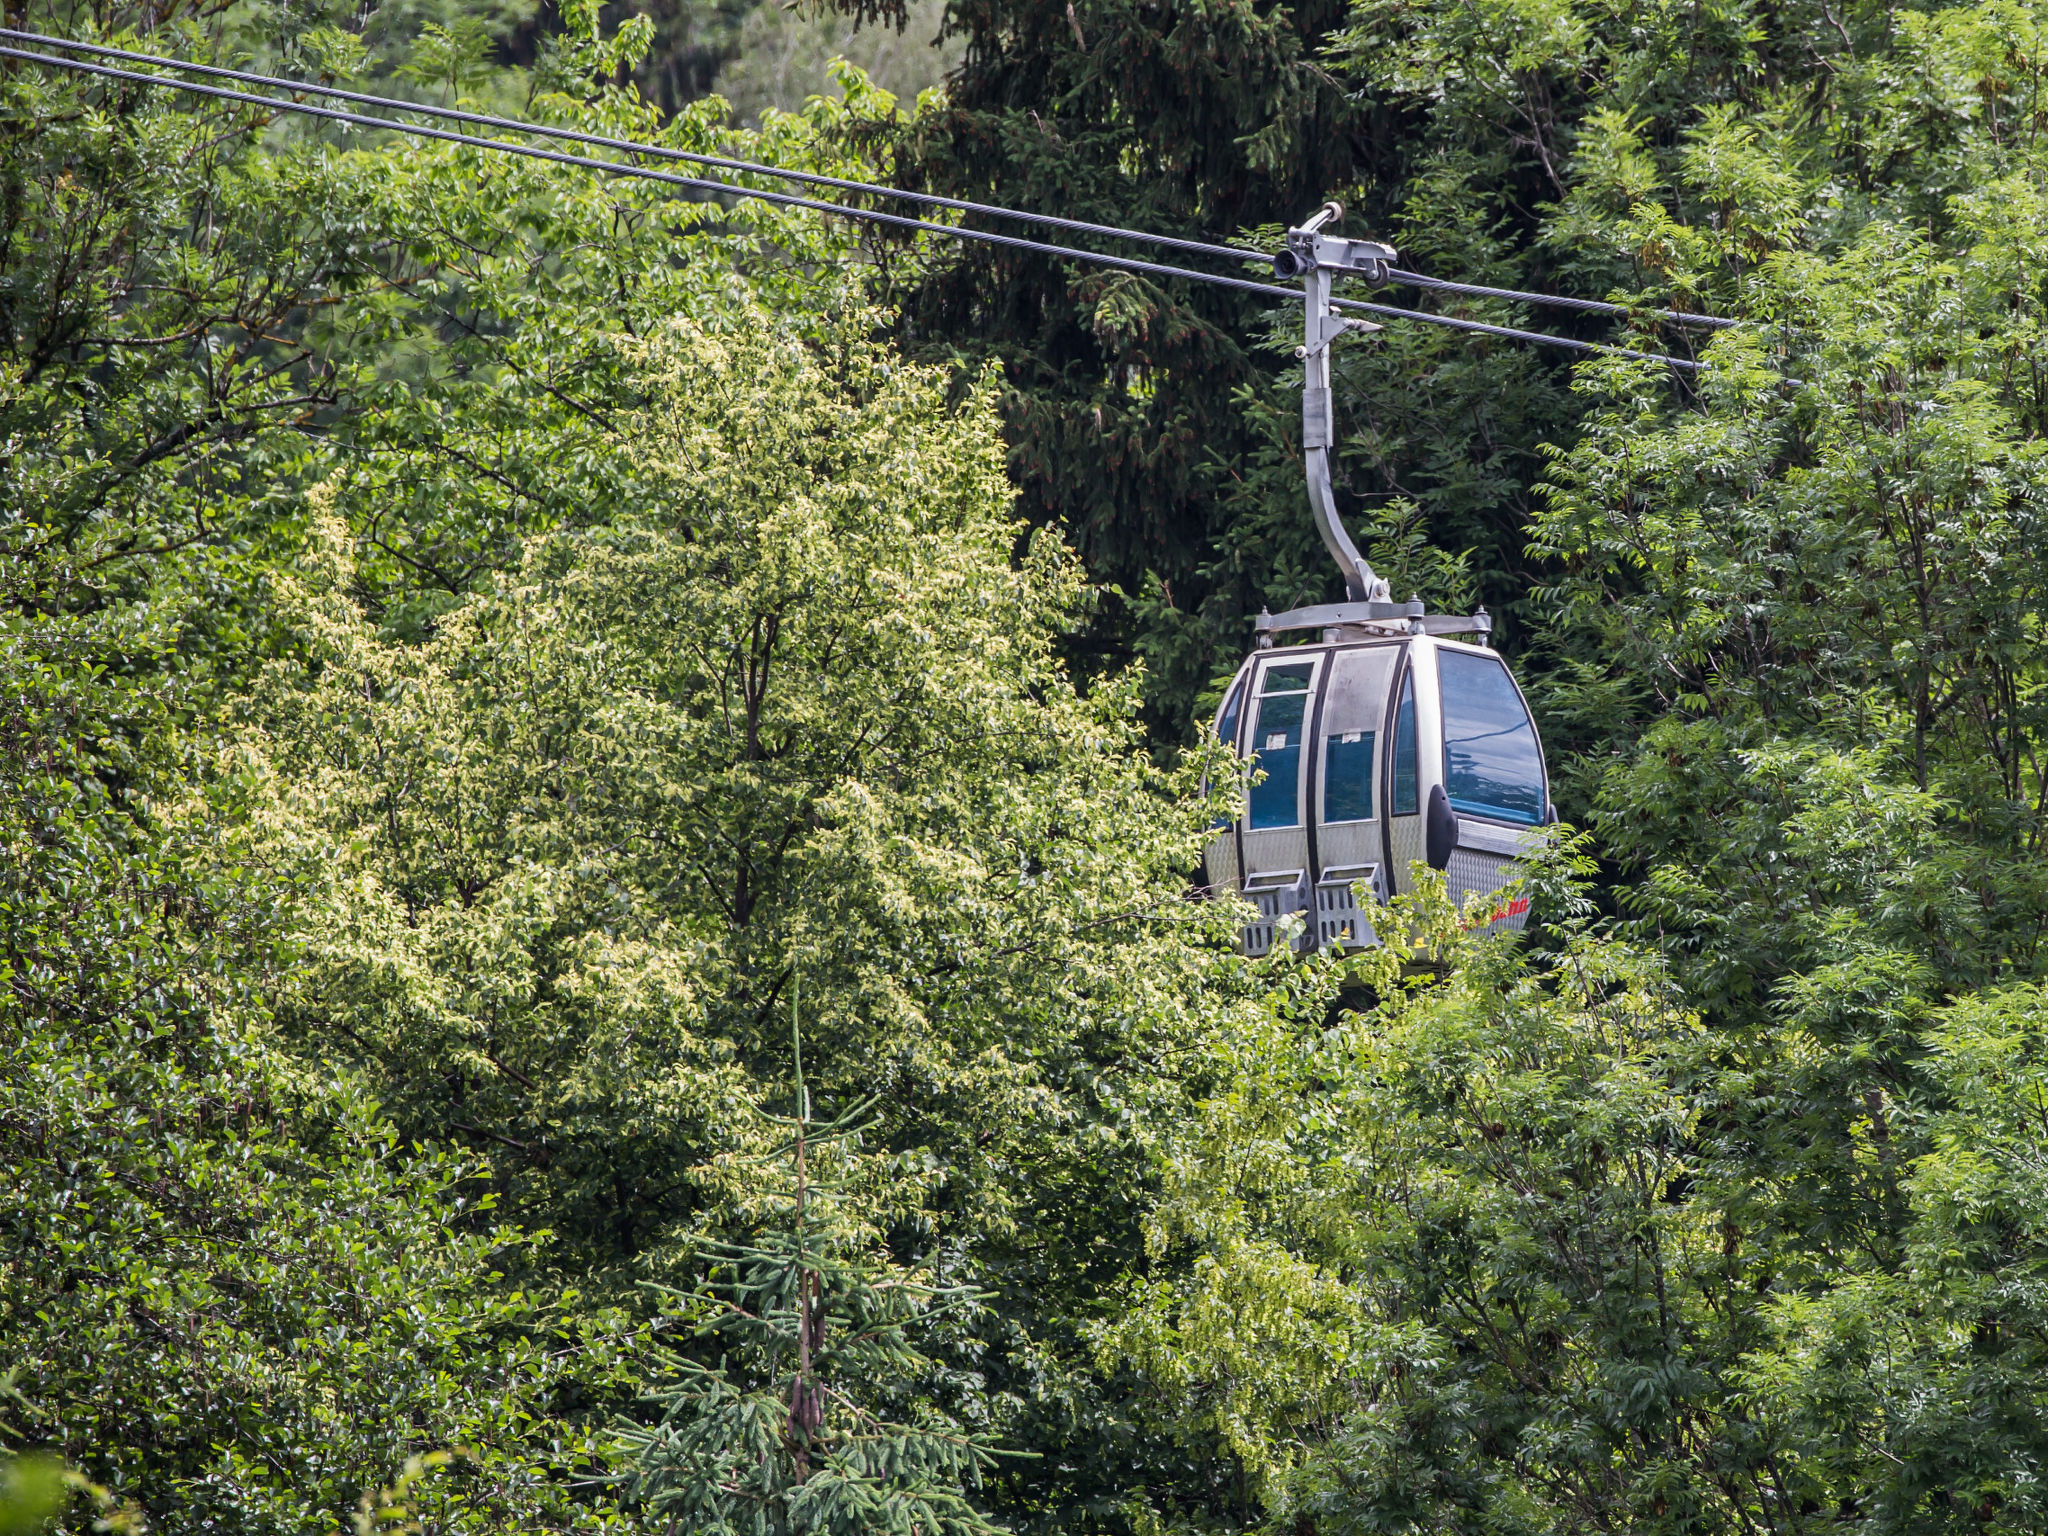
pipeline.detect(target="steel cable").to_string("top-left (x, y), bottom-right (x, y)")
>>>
top-left (0, 27), bottom-right (1270, 268)
top-left (0, 39), bottom-right (1706, 370)
top-left (2, 26), bottom-right (1737, 332)
top-left (1386, 268), bottom-right (1735, 328)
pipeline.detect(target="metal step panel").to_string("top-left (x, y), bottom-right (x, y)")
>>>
top-left (1314, 862), bottom-right (1386, 950)
top-left (1240, 869), bottom-right (1309, 956)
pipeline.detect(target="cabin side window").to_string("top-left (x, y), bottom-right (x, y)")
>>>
top-left (1247, 663), bottom-right (1313, 829)
top-left (1206, 673), bottom-right (1248, 828)
top-left (1439, 650), bottom-right (1545, 825)
top-left (1214, 673), bottom-right (1247, 752)
top-left (1391, 672), bottom-right (1419, 815)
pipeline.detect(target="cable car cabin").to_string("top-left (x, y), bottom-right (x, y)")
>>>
top-left (1199, 203), bottom-right (1553, 954)
top-left (1203, 609), bottom-right (1549, 956)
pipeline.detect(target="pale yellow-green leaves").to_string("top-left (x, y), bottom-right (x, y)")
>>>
top-left (240, 303), bottom-right (1255, 1298)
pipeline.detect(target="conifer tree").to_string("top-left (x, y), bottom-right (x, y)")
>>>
top-left (859, 0), bottom-right (1368, 727)
top-left (619, 986), bottom-right (1009, 1536)
top-left (842, 0), bottom-right (1598, 729)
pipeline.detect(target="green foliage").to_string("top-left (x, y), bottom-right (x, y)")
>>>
top-left (354, 1451), bottom-right (471, 1536)
top-left (1106, 877), bottom-right (2048, 1533)
top-left (621, 1023), bottom-right (1009, 1534)
top-left (4, 5), bottom-right (1285, 1527)
top-left (1083, 3), bottom-right (2048, 1522)
top-left (240, 300), bottom-right (1272, 1526)
top-left (713, 6), bottom-right (960, 128)
top-left (0, 8), bottom-right (905, 1528)
top-left (16, 0), bottom-right (2048, 1530)
top-left (1737, 982), bottom-right (2048, 1530)
top-left (1102, 874), bottom-right (1723, 1531)
top-left (0, 1456), bottom-right (72, 1536)
top-left (393, 18), bottom-right (502, 97)
top-left (0, 1452), bottom-right (139, 1536)
top-left (0, 567), bottom-right (622, 1531)
top-left (242, 304), bottom-right (1240, 1275)
top-left (1, 0), bottom-right (886, 648)
top-left (1538, 248), bottom-right (2048, 996)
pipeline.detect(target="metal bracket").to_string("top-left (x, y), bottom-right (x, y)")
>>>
top-left (1256, 602), bottom-right (1494, 643)
top-left (1295, 313), bottom-right (1379, 363)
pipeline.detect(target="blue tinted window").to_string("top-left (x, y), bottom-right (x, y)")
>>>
top-left (1391, 673), bottom-right (1418, 815)
top-left (1247, 664), bottom-right (1313, 829)
top-left (1206, 677), bottom-right (1247, 828)
top-left (1324, 731), bottom-right (1375, 822)
top-left (1215, 674), bottom-right (1247, 752)
top-left (1440, 650), bottom-right (1545, 825)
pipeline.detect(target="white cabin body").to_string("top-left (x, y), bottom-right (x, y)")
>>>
top-left (1203, 632), bottom-right (1548, 954)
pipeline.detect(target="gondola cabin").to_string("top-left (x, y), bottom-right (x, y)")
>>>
top-left (1203, 608), bottom-right (1549, 955)
top-left (1201, 202), bottom-right (1552, 954)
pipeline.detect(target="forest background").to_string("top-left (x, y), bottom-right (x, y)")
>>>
top-left (3, 0), bottom-right (2047, 1527)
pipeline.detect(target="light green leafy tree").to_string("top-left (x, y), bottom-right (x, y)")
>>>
top-left (1519, 10), bottom-right (2048, 1519)
top-left (8, 0), bottom-right (1281, 1522)
top-left (238, 298), bottom-right (1270, 1523)
top-left (242, 301), bottom-right (1245, 1273)
top-left (0, 3), bottom-right (945, 1527)
top-left (0, 533), bottom-right (628, 1532)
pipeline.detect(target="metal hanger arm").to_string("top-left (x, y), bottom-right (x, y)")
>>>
top-left (1290, 207), bottom-right (1392, 604)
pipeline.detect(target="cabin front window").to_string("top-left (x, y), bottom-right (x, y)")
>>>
top-left (1439, 650), bottom-right (1545, 825)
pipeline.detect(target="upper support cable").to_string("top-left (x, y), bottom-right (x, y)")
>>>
top-left (0, 36), bottom-right (1714, 373)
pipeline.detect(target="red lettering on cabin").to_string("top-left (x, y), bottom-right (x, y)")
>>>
top-left (1464, 894), bottom-right (1532, 930)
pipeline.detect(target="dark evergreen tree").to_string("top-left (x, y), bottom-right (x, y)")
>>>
top-left (847, 0), bottom-right (1596, 730)
top-left (840, 0), bottom-right (1361, 726)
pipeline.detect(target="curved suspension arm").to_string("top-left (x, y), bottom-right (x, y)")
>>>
top-left (1288, 209), bottom-right (1394, 604)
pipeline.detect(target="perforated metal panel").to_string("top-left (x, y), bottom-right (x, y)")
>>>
top-left (1202, 829), bottom-right (1240, 894)
top-left (1240, 868), bottom-right (1308, 956)
top-left (1314, 862), bottom-right (1385, 949)
top-left (1446, 820), bottom-right (1539, 933)
top-left (1387, 813), bottom-right (1425, 889)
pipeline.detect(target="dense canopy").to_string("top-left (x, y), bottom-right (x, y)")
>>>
top-left (3, 0), bottom-right (2047, 1530)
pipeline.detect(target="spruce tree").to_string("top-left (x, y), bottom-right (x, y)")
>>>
top-left (836, 0), bottom-right (1366, 728)
top-left (619, 990), bottom-right (1009, 1536)
top-left (846, 0), bottom-right (1579, 730)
